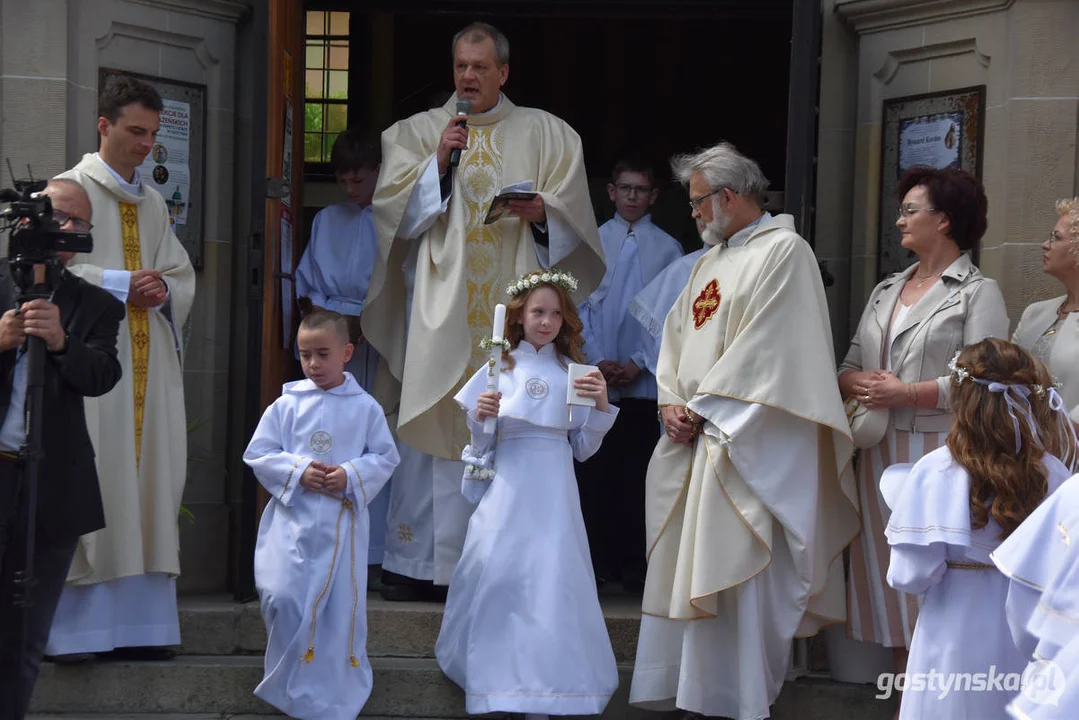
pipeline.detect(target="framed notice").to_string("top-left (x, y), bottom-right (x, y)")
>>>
top-left (879, 86), bottom-right (985, 277)
top-left (99, 68), bottom-right (207, 270)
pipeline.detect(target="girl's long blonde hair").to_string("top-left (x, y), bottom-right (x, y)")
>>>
top-left (947, 338), bottom-right (1075, 539)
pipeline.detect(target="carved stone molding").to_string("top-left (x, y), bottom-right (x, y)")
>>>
top-left (125, 0), bottom-right (251, 24)
top-left (96, 22), bottom-right (220, 69)
top-left (835, 0), bottom-right (1014, 35)
top-left (873, 38), bottom-right (990, 84)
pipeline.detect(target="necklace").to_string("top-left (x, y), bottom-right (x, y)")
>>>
top-left (913, 270), bottom-right (943, 288)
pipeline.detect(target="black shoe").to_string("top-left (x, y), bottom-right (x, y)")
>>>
top-left (380, 570), bottom-right (447, 603)
top-left (102, 646), bottom-right (175, 661)
top-left (44, 652), bottom-right (96, 664)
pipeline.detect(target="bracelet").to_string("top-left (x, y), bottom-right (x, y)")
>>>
top-left (907, 383), bottom-right (917, 407)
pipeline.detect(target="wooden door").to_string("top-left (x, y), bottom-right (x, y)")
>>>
top-left (258, 0), bottom-right (305, 515)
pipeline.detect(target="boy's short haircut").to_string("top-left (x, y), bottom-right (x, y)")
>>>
top-left (331, 128), bottom-right (381, 175)
top-left (299, 310), bottom-right (351, 345)
top-left (610, 155), bottom-right (656, 187)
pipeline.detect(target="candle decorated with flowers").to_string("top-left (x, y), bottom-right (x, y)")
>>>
top-left (480, 303), bottom-right (509, 434)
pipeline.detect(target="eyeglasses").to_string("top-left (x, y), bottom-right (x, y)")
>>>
top-left (615, 183), bottom-right (652, 197)
top-left (897, 205), bottom-right (937, 220)
top-left (53, 211), bottom-right (93, 233)
top-left (689, 187), bottom-right (724, 211)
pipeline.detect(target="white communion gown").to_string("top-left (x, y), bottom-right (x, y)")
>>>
top-left (435, 341), bottom-right (620, 715)
top-left (243, 373), bottom-right (400, 720)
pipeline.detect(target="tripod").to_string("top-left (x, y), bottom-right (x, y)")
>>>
top-left (4, 257), bottom-right (63, 719)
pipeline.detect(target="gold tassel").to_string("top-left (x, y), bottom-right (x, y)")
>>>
top-left (302, 646), bottom-right (314, 663)
top-left (349, 655), bottom-right (359, 667)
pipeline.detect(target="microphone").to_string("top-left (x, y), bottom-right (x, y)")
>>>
top-left (450, 98), bottom-right (471, 169)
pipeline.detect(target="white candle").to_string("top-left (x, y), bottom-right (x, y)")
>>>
top-left (491, 303), bottom-right (506, 341)
top-left (484, 303), bottom-right (508, 434)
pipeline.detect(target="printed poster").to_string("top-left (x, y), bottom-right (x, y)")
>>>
top-left (898, 112), bottom-right (962, 173)
top-left (139, 98), bottom-right (192, 227)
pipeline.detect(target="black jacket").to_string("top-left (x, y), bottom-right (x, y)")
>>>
top-left (0, 263), bottom-right (124, 544)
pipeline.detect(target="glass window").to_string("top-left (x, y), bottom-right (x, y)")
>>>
top-left (303, 11), bottom-right (349, 164)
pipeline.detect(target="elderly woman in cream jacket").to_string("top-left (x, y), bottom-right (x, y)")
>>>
top-left (837, 168), bottom-right (1009, 705)
top-left (1011, 197), bottom-right (1079, 423)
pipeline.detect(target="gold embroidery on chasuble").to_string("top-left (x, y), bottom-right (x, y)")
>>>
top-left (692, 279), bottom-right (721, 330)
top-left (119, 202), bottom-right (150, 468)
top-left (454, 123), bottom-right (505, 453)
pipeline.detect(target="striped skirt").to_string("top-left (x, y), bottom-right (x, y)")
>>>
top-left (846, 428), bottom-right (947, 648)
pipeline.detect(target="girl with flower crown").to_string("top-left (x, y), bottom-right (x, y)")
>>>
top-left (881, 338), bottom-right (1078, 719)
top-left (434, 271), bottom-right (620, 719)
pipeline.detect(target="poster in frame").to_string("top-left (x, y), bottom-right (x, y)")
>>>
top-left (879, 85), bottom-right (985, 278)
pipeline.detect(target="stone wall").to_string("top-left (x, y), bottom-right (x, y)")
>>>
top-left (828, 0), bottom-right (1079, 332)
top-left (0, 0), bottom-right (252, 592)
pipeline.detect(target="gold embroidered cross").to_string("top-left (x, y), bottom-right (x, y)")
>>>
top-left (397, 523), bottom-right (413, 543)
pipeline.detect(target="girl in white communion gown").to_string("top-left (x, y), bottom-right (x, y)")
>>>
top-left (435, 272), bottom-right (620, 719)
top-left (882, 338), bottom-right (1078, 720)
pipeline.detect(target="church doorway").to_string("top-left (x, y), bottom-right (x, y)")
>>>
top-left (235, 0), bottom-right (819, 599)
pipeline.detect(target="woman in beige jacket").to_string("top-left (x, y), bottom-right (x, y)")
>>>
top-left (1011, 198), bottom-right (1079, 423)
top-left (838, 168), bottom-right (1009, 688)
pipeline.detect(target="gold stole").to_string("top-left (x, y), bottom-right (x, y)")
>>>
top-left (454, 123), bottom-right (505, 453)
top-left (119, 203), bottom-right (150, 468)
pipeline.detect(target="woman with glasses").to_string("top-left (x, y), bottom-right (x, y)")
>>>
top-left (1011, 198), bottom-right (1079, 425)
top-left (837, 166), bottom-right (1008, 712)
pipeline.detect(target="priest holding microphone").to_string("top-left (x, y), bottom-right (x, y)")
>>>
top-left (364, 21), bottom-right (604, 601)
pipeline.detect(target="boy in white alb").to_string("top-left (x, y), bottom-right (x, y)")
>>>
top-left (577, 157), bottom-right (683, 589)
top-left (244, 311), bottom-right (400, 720)
top-left (294, 130), bottom-right (392, 580)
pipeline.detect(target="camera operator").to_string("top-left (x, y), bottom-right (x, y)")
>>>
top-left (0, 178), bottom-right (123, 719)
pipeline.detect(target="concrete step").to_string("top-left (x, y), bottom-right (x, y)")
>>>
top-left (30, 655), bottom-right (893, 719)
top-left (176, 592), bottom-right (646, 664)
top-left (29, 717), bottom-right (459, 720)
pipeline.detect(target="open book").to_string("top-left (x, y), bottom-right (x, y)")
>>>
top-left (483, 180), bottom-right (538, 224)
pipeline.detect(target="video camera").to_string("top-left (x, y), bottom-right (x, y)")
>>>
top-left (0, 168), bottom-right (93, 297)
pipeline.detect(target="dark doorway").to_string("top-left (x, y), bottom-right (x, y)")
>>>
top-left (305, 1), bottom-right (795, 249)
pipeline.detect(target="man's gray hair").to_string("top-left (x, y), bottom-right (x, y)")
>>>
top-left (670, 142), bottom-right (770, 198)
top-left (452, 22), bottom-right (510, 67)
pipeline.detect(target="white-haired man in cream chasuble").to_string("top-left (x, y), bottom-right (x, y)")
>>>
top-left (45, 76), bottom-right (195, 658)
top-left (363, 22), bottom-right (604, 592)
top-left (628, 143), bottom-right (858, 720)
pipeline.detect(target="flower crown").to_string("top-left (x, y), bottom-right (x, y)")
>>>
top-left (505, 270), bottom-right (579, 297)
top-left (948, 351), bottom-right (1063, 395)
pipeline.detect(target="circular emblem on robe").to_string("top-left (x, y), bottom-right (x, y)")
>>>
top-left (309, 430), bottom-right (333, 455)
top-left (525, 378), bottom-right (549, 399)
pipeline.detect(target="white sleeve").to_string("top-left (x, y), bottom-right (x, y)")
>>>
top-left (242, 403), bottom-right (311, 506)
top-left (344, 404), bottom-right (401, 508)
top-left (570, 406), bottom-right (619, 462)
top-left (101, 269), bottom-right (131, 304)
top-left (399, 154), bottom-right (450, 240)
top-left (886, 543), bottom-right (947, 595)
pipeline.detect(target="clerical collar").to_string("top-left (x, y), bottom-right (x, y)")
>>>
top-left (447, 93), bottom-right (513, 127)
top-left (612, 213), bottom-right (653, 234)
top-left (94, 152), bottom-right (141, 196)
top-left (724, 212), bottom-right (772, 248)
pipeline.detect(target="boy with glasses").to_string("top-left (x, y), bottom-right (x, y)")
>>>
top-left (577, 157), bottom-right (683, 592)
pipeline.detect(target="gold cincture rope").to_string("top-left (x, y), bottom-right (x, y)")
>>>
top-left (302, 491), bottom-right (361, 667)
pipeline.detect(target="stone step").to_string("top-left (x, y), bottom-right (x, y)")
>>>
top-left (29, 716), bottom-right (459, 720)
top-left (177, 592), bottom-right (646, 664)
top-left (30, 655), bottom-right (893, 719)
